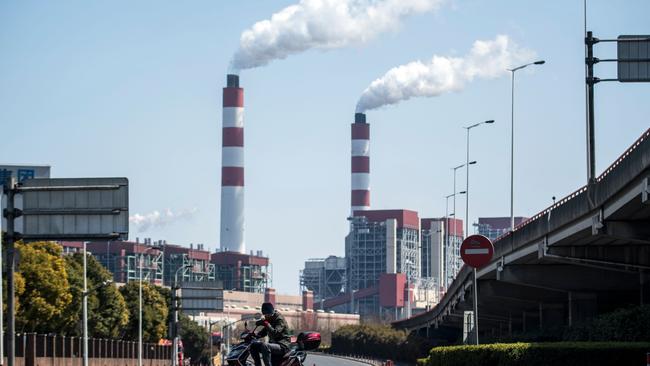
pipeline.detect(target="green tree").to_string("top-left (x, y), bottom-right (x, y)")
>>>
top-left (59, 253), bottom-right (84, 335)
top-left (61, 253), bottom-right (129, 337)
top-left (179, 315), bottom-right (210, 364)
top-left (120, 281), bottom-right (168, 342)
top-left (152, 285), bottom-right (173, 337)
top-left (15, 241), bottom-right (72, 333)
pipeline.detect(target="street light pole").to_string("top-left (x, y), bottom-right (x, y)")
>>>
top-left (138, 246), bottom-right (162, 366)
top-left (464, 121), bottom-right (494, 238)
top-left (445, 191), bottom-right (466, 288)
top-left (172, 264), bottom-right (191, 366)
top-left (452, 164), bottom-right (464, 225)
top-left (83, 242), bottom-right (88, 366)
top-left (208, 320), bottom-right (219, 366)
top-left (139, 253), bottom-right (143, 366)
top-left (508, 60), bottom-right (545, 231)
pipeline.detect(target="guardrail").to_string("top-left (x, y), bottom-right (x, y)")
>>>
top-left (320, 353), bottom-right (401, 366)
top-left (2, 332), bottom-right (171, 365)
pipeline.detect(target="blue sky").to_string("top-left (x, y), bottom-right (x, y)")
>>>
top-left (1, 0), bottom-right (648, 295)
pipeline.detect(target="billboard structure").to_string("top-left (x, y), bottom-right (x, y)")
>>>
top-left (19, 178), bottom-right (129, 240)
top-left (617, 35), bottom-right (650, 82)
top-left (584, 32), bottom-right (650, 185)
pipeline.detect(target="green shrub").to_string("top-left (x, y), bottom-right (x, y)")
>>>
top-left (484, 305), bottom-right (650, 343)
top-left (330, 324), bottom-right (435, 362)
top-left (422, 342), bottom-right (650, 366)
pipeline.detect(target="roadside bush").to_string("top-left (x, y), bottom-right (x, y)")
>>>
top-left (421, 342), bottom-right (650, 366)
top-left (330, 324), bottom-right (434, 362)
top-left (484, 305), bottom-right (650, 343)
top-left (588, 305), bottom-right (650, 341)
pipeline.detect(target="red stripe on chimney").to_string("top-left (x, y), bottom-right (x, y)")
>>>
top-left (222, 167), bottom-right (244, 186)
top-left (351, 156), bottom-right (370, 173)
top-left (351, 124), bottom-right (370, 140)
top-left (223, 127), bottom-right (244, 147)
top-left (223, 88), bottom-right (244, 107)
top-left (351, 190), bottom-right (370, 206)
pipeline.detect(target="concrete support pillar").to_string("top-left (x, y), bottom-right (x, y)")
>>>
top-left (567, 292), bottom-right (573, 327)
top-left (508, 312), bottom-right (512, 336)
top-left (567, 292), bottom-right (597, 327)
top-left (641, 270), bottom-right (650, 305)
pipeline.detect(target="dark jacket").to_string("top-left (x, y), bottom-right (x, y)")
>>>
top-left (257, 311), bottom-right (291, 349)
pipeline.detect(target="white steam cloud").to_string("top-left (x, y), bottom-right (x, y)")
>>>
top-left (356, 35), bottom-right (535, 112)
top-left (129, 208), bottom-right (198, 233)
top-left (231, 0), bottom-right (445, 71)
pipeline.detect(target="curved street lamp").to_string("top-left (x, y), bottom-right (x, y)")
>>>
top-left (508, 60), bottom-right (545, 231)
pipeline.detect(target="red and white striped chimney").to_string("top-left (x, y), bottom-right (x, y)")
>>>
top-left (221, 74), bottom-right (245, 253)
top-left (351, 112), bottom-right (370, 213)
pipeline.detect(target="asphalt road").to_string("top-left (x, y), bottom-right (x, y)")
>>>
top-left (306, 354), bottom-right (372, 366)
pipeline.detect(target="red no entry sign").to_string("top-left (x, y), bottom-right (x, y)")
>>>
top-left (461, 234), bottom-right (494, 268)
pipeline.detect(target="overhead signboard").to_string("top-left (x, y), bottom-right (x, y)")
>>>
top-left (179, 281), bottom-right (224, 313)
top-left (617, 35), bottom-right (650, 82)
top-left (17, 177), bottom-right (129, 241)
top-left (460, 234), bottom-right (494, 268)
top-left (0, 165), bottom-right (50, 183)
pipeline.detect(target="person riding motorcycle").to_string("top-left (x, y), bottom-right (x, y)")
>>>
top-left (250, 302), bottom-right (291, 366)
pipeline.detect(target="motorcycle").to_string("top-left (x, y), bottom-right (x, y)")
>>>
top-left (226, 317), bottom-right (321, 366)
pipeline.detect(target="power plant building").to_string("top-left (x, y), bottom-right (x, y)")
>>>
top-left (477, 216), bottom-right (528, 241)
top-left (421, 217), bottom-right (464, 290)
top-left (212, 250), bottom-right (271, 293)
top-left (300, 256), bottom-right (346, 303)
top-left (344, 209), bottom-right (421, 317)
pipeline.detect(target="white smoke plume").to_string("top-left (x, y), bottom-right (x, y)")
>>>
top-left (356, 35), bottom-right (535, 112)
top-left (231, 0), bottom-right (445, 71)
top-left (129, 208), bottom-right (198, 233)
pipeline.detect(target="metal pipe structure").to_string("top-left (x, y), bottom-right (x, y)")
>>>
top-left (508, 61), bottom-right (545, 230)
top-left (351, 112), bottom-right (370, 213)
top-left (221, 74), bottom-right (245, 253)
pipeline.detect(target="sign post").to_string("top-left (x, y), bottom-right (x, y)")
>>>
top-left (1, 177), bottom-right (128, 366)
top-left (460, 234), bottom-right (494, 345)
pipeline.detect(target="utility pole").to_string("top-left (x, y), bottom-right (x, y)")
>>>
top-left (3, 178), bottom-right (18, 366)
top-left (585, 31), bottom-right (597, 186)
top-left (83, 242), bottom-right (89, 366)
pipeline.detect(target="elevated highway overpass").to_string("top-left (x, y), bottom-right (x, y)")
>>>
top-left (393, 128), bottom-right (650, 341)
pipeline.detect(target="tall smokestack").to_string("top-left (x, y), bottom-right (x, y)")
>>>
top-left (221, 74), bottom-right (245, 253)
top-left (351, 112), bottom-right (370, 213)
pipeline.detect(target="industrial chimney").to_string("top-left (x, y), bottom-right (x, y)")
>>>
top-left (221, 74), bottom-right (245, 253)
top-left (351, 112), bottom-right (370, 213)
